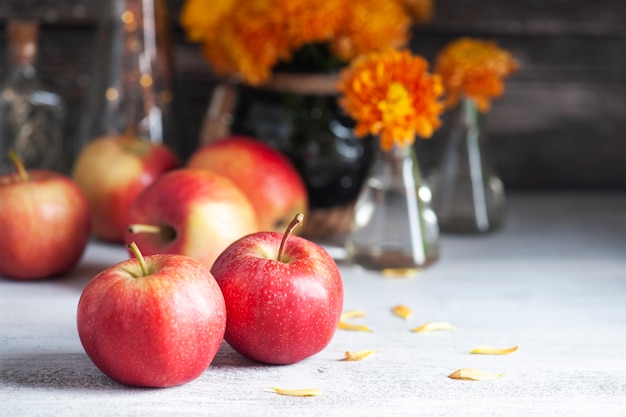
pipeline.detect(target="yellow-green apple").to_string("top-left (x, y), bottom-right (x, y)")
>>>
top-left (210, 214), bottom-right (343, 365)
top-left (124, 168), bottom-right (259, 269)
top-left (77, 242), bottom-right (226, 388)
top-left (186, 135), bottom-right (308, 232)
top-left (72, 134), bottom-right (179, 243)
top-left (0, 153), bottom-right (90, 280)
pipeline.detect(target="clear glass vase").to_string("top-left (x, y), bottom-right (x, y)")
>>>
top-left (428, 97), bottom-right (506, 233)
top-left (345, 144), bottom-right (440, 272)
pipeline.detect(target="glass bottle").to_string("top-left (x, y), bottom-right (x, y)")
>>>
top-left (345, 144), bottom-right (440, 272)
top-left (0, 20), bottom-right (66, 174)
top-left (428, 97), bottom-right (506, 233)
top-left (78, 0), bottom-right (177, 154)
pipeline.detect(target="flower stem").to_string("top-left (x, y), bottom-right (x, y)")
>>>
top-left (277, 213), bottom-right (304, 263)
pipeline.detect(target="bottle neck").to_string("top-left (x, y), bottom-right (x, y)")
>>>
top-left (7, 20), bottom-right (39, 68)
top-left (459, 97), bottom-right (479, 125)
top-left (6, 62), bottom-right (37, 84)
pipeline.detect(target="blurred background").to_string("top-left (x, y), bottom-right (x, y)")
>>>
top-left (0, 0), bottom-right (624, 190)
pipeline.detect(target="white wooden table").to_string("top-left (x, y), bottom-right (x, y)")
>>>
top-left (2, 192), bottom-right (626, 417)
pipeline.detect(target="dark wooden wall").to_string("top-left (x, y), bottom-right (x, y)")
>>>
top-left (1, 0), bottom-right (624, 189)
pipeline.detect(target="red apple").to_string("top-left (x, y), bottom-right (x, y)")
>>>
top-left (210, 214), bottom-right (343, 365)
top-left (72, 133), bottom-right (179, 243)
top-left (0, 153), bottom-right (91, 280)
top-left (124, 168), bottom-right (259, 270)
top-left (77, 242), bottom-right (226, 387)
top-left (186, 135), bottom-right (308, 232)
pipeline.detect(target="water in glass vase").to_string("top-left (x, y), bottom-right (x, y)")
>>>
top-left (346, 145), bottom-right (439, 272)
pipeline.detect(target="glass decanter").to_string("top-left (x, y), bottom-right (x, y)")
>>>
top-left (0, 20), bottom-right (66, 174)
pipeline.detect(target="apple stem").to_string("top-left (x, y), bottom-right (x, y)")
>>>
top-left (127, 224), bottom-right (163, 234)
top-left (7, 151), bottom-right (29, 181)
top-left (277, 213), bottom-right (304, 263)
top-left (127, 223), bottom-right (177, 242)
top-left (127, 241), bottom-right (149, 277)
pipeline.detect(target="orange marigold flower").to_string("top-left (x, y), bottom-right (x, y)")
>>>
top-left (435, 37), bottom-right (519, 112)
top-left (331, 0), bottom-right (411, 62)
top-left (338, 49), bottom-right (444, 151)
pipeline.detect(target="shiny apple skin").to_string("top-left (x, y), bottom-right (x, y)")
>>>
top-left (0, 170), bottom-right (91, 280)
top-left (77, 253), bottom-right (226, 388)
top-left (211, 231), bottom-right (343, 365)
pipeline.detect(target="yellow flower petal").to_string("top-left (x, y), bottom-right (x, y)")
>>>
top-left (411, 321), bottom-right (457, 333)
top-left (448, 368), bottom-right (504, 381)
top-left (392, 304), bottom-right (413, 320)
top-left (341, 350), bottom-right (378, 361)
top-left (340, 309), bottom-right (367, 321)
top-left (270, 387), bottom-right (322, 397)
top-left (338, 321), bottom-right (373, 332)
top-left (470, 345), bottom-right (518, 355)
top-left (382, 267), bottom-right (420, 278)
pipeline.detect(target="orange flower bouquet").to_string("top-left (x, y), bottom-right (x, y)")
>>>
top-left (181, 0), bottom-right (433, 85)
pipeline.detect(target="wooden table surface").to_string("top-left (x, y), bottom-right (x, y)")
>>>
top-left (1, 192), bottom-right (626, 417)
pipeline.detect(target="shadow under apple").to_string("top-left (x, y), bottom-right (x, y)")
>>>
top-left (0, 352), bottom-right (126, 391)
top-left (209, 341), bottom-right (262, 369)
top-left (56, 259), bottom-right (116, 292)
